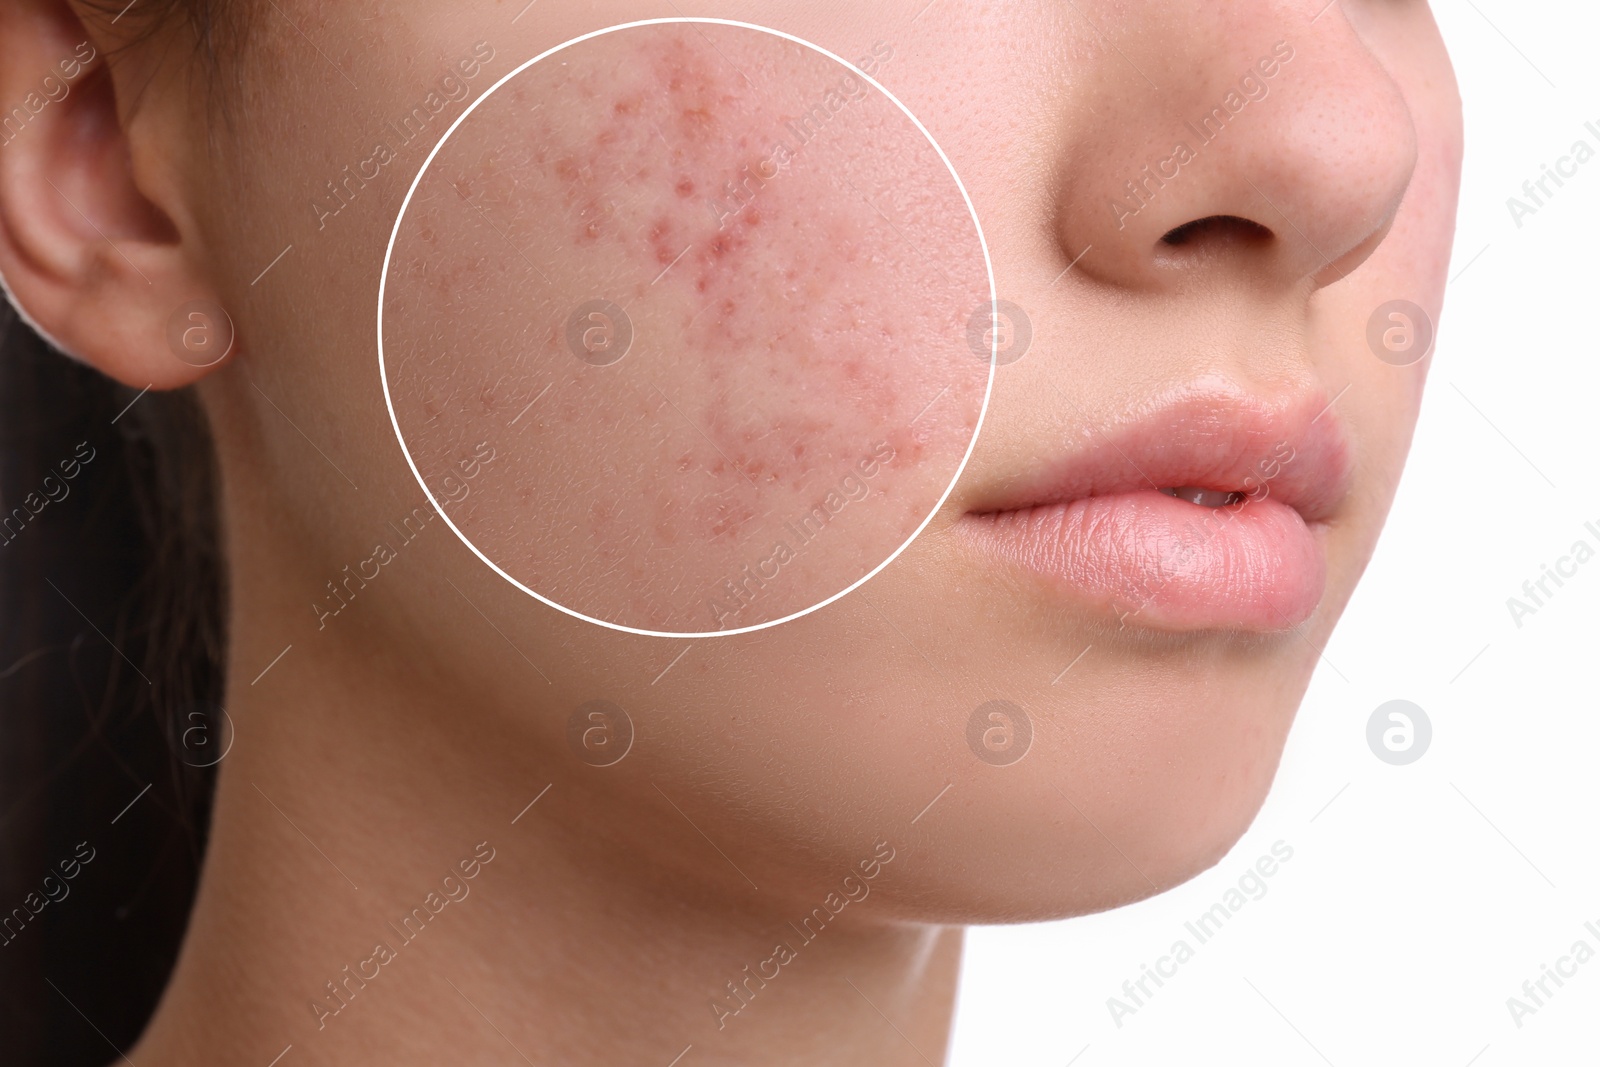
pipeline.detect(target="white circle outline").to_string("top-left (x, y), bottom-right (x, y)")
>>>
top-left (378, 17), bottom-right (997, 639)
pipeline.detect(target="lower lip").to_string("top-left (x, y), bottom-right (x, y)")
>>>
top-left (961, 490), bottom-right (1327, 631)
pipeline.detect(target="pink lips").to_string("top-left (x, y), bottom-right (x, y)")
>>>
top-left (959, 386), bottom-right (1354, 632)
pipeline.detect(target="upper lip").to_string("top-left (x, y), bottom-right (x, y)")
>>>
top-left (963, 379), bottom-right (1355, 524)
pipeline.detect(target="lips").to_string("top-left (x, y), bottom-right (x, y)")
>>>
top-left (957, 383), bottom-right (1354, 632)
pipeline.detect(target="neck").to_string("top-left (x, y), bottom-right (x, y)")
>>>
top-left (130, 583), bottom-right (962, 1066)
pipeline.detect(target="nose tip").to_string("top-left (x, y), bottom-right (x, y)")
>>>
top-left (1055, 18), bottom-right (1419, 295)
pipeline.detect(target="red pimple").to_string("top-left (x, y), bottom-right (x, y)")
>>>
top-left (699, 495), bottom-right (758, 542)
top-left (647, 218), bottom-right (679, 264)
top-left (680, 106), bottom-right (715, 137)
top-left (676, 178), bottom-right (696, 198)
top-left (707, 509), bottom-right (738, 539)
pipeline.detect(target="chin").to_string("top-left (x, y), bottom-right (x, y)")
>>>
top-left (860, 651), bottom-right (1313, 927)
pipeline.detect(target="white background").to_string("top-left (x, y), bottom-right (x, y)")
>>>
top-left (950, 3), bottom-right (1600, 1063)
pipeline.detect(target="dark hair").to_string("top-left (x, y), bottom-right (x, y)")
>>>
top-left (0, 4), bottom-right (233, 1060)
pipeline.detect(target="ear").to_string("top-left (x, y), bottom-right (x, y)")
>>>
top-left (0, 0), bottom-right (233, 389)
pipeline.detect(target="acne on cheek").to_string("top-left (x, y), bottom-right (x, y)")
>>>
top-left (523, 34), bottom-right (944, 518)
top-left (390, 26), bottom-right (983, 619)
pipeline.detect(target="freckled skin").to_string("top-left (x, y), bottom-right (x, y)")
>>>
top-left (386, 24), bottom-right (988, 631)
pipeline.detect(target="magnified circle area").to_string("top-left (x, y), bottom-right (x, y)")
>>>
top-left (382, 21), bottom-right (992, 635)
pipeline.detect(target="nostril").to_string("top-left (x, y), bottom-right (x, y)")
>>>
top-left (1159, 215), bottom-right (1274, 248)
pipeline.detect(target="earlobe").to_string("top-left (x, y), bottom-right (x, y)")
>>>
top-left (0, 0), bottom-right (231, 389)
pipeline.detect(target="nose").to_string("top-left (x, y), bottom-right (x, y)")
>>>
top-left (1054, 4), bottom-right (1418, 294)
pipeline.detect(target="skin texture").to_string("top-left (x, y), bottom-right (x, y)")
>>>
top-left (0, 1), bottom-right (1461, 1064)
top-left (385, 24), bottom-right (988, 632)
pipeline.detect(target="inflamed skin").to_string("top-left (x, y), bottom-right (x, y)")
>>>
top-left (384, 24), bottom-right (989, 631)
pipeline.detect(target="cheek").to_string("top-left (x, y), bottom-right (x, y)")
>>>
top-left (383, 23), bottom-right (989, 632)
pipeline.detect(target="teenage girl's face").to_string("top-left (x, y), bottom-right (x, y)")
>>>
top-left (60, 0), bottom-right (1463, 917)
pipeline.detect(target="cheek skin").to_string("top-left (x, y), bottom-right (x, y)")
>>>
top-left (384, 24), bottom-right (988, 631)
top-left (177, 0), bottom-right (1470, 941)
